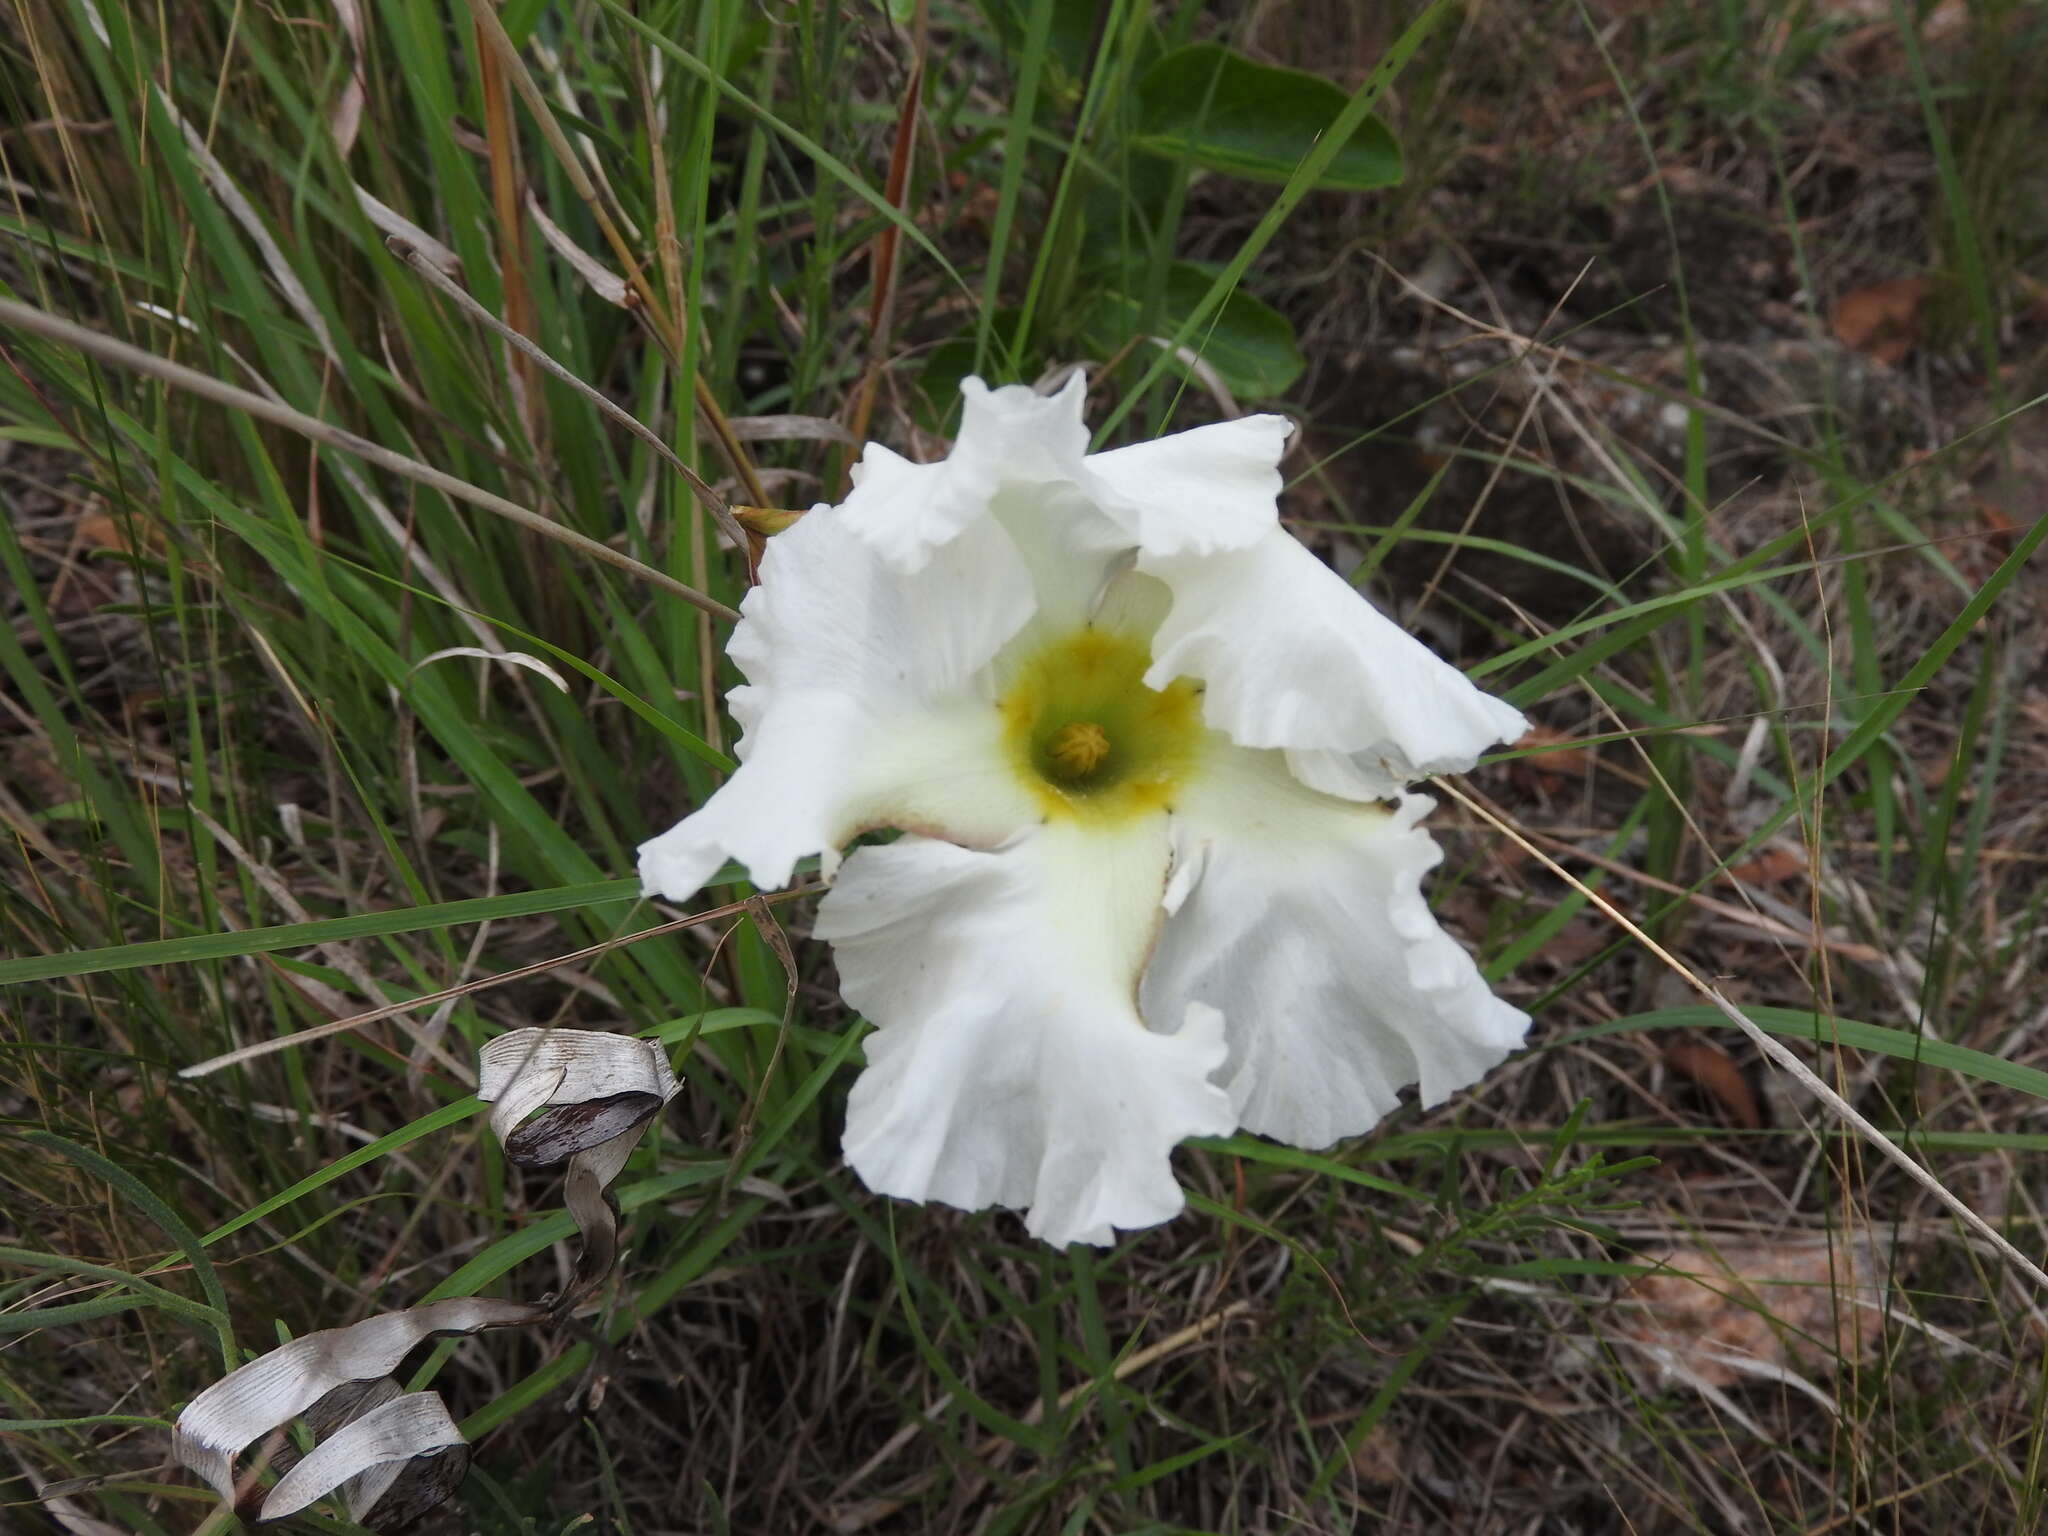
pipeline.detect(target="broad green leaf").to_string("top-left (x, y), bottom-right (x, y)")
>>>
top-left (1097, 5), bottom-right (1447, 440)
top-left (1130, 43), bottom-right (1401, 192)
top-left (1088, 262), bottom-right (1304, 398)
top-left (980, 0), bottom-right (1103, 85)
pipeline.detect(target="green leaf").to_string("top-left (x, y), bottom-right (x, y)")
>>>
top-left (1096, 4), bottom-right (1448, 440)
top-left (1192, 1134), bottom-right (1425, 1202)
top-left (1087, 262), bottom-right (1304, 398)
top-left (0, 1246), bottom-right (230, 1335)
top-left (0, 857), bottom-right (816, 986)
top-left (200, 1097), bottom-right (485, 1249)
top-left (1130, 43), bottom-right (1401, 192)
top-left (0, 878), bottom-right (640, 986)
top-left (980, 0), bottom-right (1102, 85)
top-left (1565, 1008), bottom-right (2048, 1103)
top-left (24, 1133), bottom-right (235, 1363)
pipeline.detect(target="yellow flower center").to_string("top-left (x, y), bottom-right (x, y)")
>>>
top-left (999, 628), bottom-right (1204, 823)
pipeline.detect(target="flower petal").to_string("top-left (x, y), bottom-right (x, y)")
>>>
top-left (955, 373), bottom-right (1091, 478)
top-left (817, 821), bottom-right (1235, 1246)
top-left (1143, 746), bottom-right (1528, 1149)
top-left (985, 481), bottom-right (1135, 642)
top-left (1139, 527), bottom-right (1526, 795)
top-left (840, 374), bottom-right (1091, 572)
top-left (1085, 414), bottom-right (1292, 557)
top-left (638, 500), bottom-right (1039, 903)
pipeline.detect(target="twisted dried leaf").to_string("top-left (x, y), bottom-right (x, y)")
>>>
top-left (478, 1028), bottom-right (681, 1311)
top-left (263, 1389), bottom-right (466, 1522)
top-left (505, 1091), bottom-right (665, 1166)
top-left (172, 1296), bottom-right (536, 1518)
top-left (173, 1031), bottom-right (680, 1525)
top-left (477, 1029), bottom-right (678, 1146)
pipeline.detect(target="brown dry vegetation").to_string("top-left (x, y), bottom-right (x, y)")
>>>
top-left (5, 0), bottom-right (2048, 1533)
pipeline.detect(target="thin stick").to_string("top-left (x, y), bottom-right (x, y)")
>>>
top-left (1523, 824), bottom-right (1896, 968)
top-left (0, 298), bottom-right (741, 624)
top-left (390, 238), bottom-right (750, 555)
top-left (178, 888), bottom-right (811, 1078)
top-left (1435, 776), bottom-right (2048, 1294)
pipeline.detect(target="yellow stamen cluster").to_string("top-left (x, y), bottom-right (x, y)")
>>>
top-left (1046, 721), bottom-right (1111, 779)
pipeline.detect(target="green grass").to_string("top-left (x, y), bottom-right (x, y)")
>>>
top-left (4, 0), bottom-right (2048, 1531)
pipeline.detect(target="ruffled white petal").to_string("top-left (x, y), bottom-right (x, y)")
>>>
top-left (638, 499), bottom-right (1039, 904)
top-left (984, 482), bottom-right (1134, 641)
top-left (1139, 527), bottom-right (1527, 796)
top-left (817, 822), bottom-right (1235, 1247)
top-left (1086, 414), bottom-right (1292, 557)
top-left (1142, 745), bottom-right (1529, 1149)
top-left (955, 373), bottom-right (1091, 477)
top-left (638, 373), bottom-right (1531, 1246)
top-left (839, 374), bottom-right (1091, 572)
top-left (639, 695), bottom-right (1033, 899)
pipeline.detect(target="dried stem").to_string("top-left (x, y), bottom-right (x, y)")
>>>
top-left (389, 239), bottom-right (748, 554)
top-left (1436, 775), bottom-right (2048, 1295)
top-left (455, 0), bottom-right (771, 509)
top-left (0, 298), bottom-right (740, 624)
top-left (176, 888), bottom-right (811, 1078)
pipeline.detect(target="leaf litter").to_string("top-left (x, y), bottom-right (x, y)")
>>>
top-left (170, 1028), bottom-right (679, 1527)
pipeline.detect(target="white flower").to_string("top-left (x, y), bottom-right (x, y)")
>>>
top-left (640, 376), bottom-right (1530, 1247)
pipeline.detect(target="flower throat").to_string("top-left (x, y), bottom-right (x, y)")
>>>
top-left (999, 628), bottom-right (1203, 823)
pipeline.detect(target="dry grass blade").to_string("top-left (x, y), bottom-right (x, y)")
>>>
top-left (351, 186), bottom-right (461, 275)
top-left (326, 0), bottom-right (367, 156)
top-left (1436, 776), bottom-right (2048, 1295)
top-left (390, 237), bottom-right (748, 554)
top-left (0, 299), bottom-right (741, 622)
top-left (408, 646), bottom-right (572, 692)
top-left (9, 1446), bottom-right (129, 1536)
top-left (864, 59), bottom-right (923, 343)
top-left (525, 189), bottom-right (631, 306)
top-left (176, 892), bottom-right (801, 1079)
top-left (728, 413), bottom-right (857, 445)
top-left (472, 17), bottom-right (543, 443)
